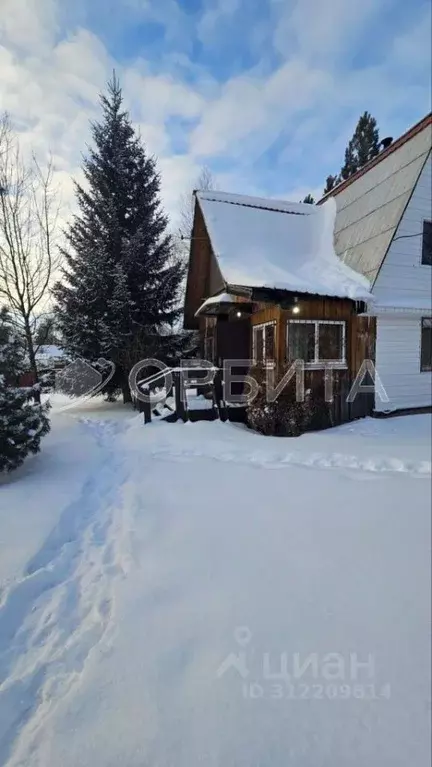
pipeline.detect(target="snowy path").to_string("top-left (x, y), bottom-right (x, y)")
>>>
top-left (0, 409), bottom-right (431, 766)
top-left (0, 417), bottom-right (134, 766)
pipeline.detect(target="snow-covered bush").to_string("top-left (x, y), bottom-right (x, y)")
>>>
top-left (0, 376), bottom-right (50, 472)
top-left (0, 309), bottom-right (50, 472)
top-left (246, 366), bottom-right (331, 437)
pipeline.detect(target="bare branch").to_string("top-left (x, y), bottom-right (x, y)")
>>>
top-left (0, 113), bottom-right (61, 389)
top-left (178, 166), bottom-right (217, 241)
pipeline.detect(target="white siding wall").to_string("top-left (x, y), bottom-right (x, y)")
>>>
top-left (373, 153), bottom-right (432, 306)
top-left (375, 316), bottom-right (432, 411)
top-left (373, 152), bottom-right (431, 411)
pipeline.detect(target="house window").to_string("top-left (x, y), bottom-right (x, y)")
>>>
top-left (420, 318), bottom-right (432, 371)
top-left (252, 322), bottom-right (276, 365)
top-left (421, 221), bottom-right (432, 265)
top-left (287, 320), bottom-right (346, 366)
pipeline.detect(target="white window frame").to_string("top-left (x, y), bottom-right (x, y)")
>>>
top-left (252, 321), bottom-right (276, 366)
top-left (287, 319), bottom-right (347, 368)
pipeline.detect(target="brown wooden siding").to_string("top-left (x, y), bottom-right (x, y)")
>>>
top-left (248, 296), bottom-right (376, 380)
top-left (251, 305), bottom-right (281, 325)
top-left (184, 200), bottom-right (224, 329)
top-left (280, 298), bottom-right (357, 376)
top-left (350, 315), bottom-right (376, 375)
top-left (197, 296), bottom-right (376, 378)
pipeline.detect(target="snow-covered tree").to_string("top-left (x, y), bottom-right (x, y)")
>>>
top-left (0, 307), bottom-right (50, 473)
top-left (35, 314), bottom-right (58, 347)
top-left (54, 75), bottom-right (186, 402)
top-left (0, 307), bottom-right (24, 384)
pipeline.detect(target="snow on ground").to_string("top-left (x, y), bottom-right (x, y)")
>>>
top-left (0, 399), bottom-right (431, 766)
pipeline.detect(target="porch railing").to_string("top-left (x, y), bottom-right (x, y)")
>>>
top-left (133, 365), bottom-right (374, 427)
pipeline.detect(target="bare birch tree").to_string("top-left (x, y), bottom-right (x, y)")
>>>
top-left (178, 166), bottom-right (216, 242)
top-left (0, 114), bottom-right (59, 395)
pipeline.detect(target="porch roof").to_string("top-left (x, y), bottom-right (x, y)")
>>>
top-left (196, 191), bottom-right (372, 302)
top-left (195, 292), bottom-right (237, 316)
top-left (195, 291), bottom-right (253, 317)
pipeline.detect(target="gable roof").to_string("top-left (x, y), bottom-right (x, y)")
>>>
top-left (195, 190), bottom-right (372, 301)
top-left (319, 113), bottom-right (432, 283)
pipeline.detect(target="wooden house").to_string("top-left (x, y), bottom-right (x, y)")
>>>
top-left (184, 114), bottom-right (431, 418)
top-left (184, 191), bottom-right (374, 416)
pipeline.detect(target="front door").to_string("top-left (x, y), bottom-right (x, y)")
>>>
top-left (216, 318), bottom-right (251, 400)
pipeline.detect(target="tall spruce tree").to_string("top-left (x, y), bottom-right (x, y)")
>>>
top-left (340, 111), bottom-right (380, 180)
top-left (0, 307), bottom-right (50, 473)
top-left (54, 75), bottom-right (185, 402)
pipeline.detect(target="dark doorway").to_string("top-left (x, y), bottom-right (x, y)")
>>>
top-left (216, 318), bottom-right (251, 400)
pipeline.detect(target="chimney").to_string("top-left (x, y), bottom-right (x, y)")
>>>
top-left (380, 137), bottom-right (393, 150)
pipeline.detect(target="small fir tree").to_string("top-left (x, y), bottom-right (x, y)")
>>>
top-left (302, 194), bottom-right (315, 204)
top-left (0, 307), bottom-right (50, 473)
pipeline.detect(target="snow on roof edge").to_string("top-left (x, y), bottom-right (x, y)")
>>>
top-left (195, 292), bottom-right (238, 316)
top-left (197, 193), bottom-right (373, 302)
top-left (196, 190), bottom-right (311, 216)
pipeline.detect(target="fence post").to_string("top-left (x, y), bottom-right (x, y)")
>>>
top-left (142, 387), bottom-right (152, 424)
top-left (174, 371), bottom-right (188, 422)
top-left (143, 399), bottom-right (152, 424)
top-left (214, 368), bottom-right (227, 421)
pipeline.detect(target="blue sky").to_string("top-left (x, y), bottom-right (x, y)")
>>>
top-left (0, 0), bottom-right (430, 221)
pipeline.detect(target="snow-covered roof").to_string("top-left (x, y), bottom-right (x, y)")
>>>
top-left (322, 114), bottom-right (431, 283)
top-left (196, 191), bottom-right (372, 301)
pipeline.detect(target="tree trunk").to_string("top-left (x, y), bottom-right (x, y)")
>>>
top-left (122, 376), bottom-right (132, 405)
top-left (24, 320), bottom-right (40, 403)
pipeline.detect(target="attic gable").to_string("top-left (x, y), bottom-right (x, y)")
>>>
top-left (322, 113), bottom-right (432, 284)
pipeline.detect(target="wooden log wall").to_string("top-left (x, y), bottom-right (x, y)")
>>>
top-left (184, 202), bottom-right (224, 329)
top-left (248, 297), bottom-right (376, 381)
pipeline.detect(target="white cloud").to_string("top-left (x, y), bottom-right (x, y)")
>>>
top-left (272, 0), bottom-right (390, 60)
top-left (389, 5), bottom-right (432, 73)
top-left (197, 0), bottom-right (241, 42)
top-left (0, 0), bottom-right (58, 52)
top-left (190, 59), bottom-right (330, 157)
top-left (0, 1), bottom-right (205, 220)
top-left (122, 66), bottom-right (204, 123)
top-left (0, 0), bottom-right (429, 232)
